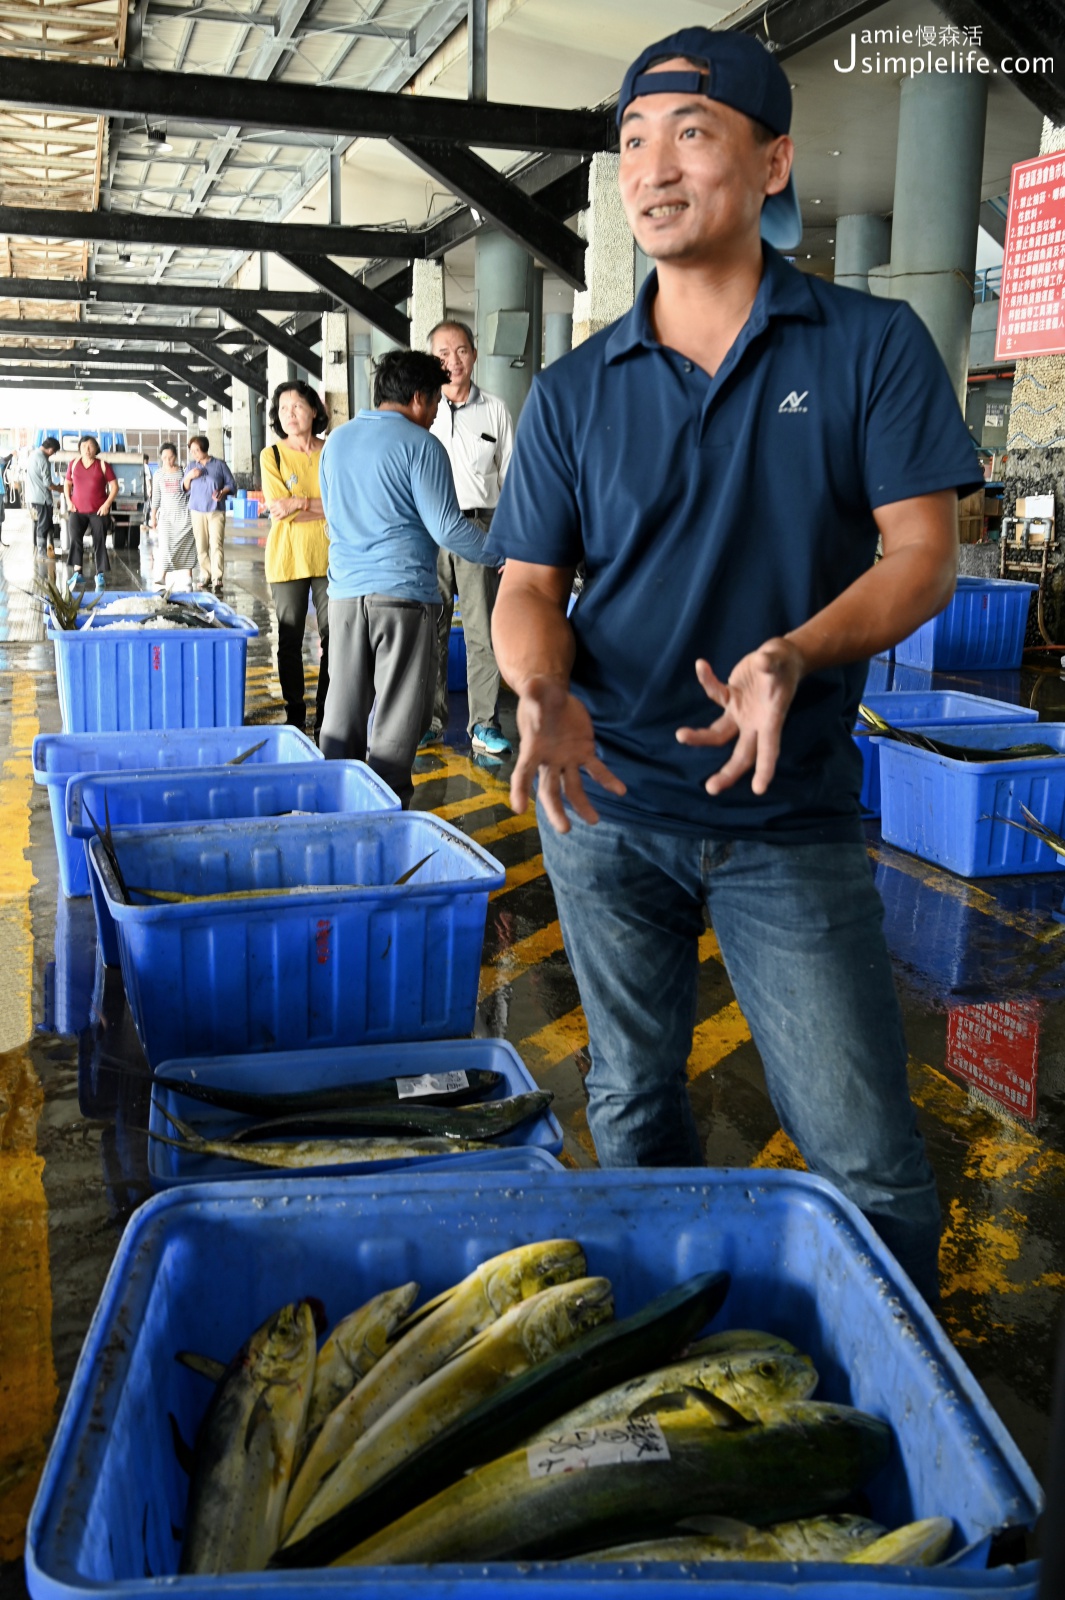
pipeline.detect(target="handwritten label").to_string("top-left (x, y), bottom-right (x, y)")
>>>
top-left (315, 919), bottom-right (331, 966)
top-left (152, 645), bottom-right (162, 671)
top-left (396, 1070), bottom-right (470, 1099)
top-left (526, 1418), bottom-right (670, 1478)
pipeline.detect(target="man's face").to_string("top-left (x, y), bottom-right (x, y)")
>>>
top-left (430, 328), bottom-right (476, 390)
top-left (80, 440), bottom-right (99, 464)
top-left (189, 441), bottom-right (207, 463)
top-left (618, 59), bottom-right (792, 264)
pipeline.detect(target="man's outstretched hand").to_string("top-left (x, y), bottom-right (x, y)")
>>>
top-left (675, 639), bottom-right (806, 796)
top-left (510, 676), bottom-right (626, 833)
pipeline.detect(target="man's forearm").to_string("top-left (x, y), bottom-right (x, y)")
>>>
top-left (785, 542), bottom-right (956, 675)
top-left (492, 582), bottom-right (576, 695)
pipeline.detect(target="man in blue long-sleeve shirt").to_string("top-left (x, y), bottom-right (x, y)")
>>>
top-left (318, 349), bottom-right (496, 803)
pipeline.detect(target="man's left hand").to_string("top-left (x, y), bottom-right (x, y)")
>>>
top-left (675, 638), bottom-right (806, 797)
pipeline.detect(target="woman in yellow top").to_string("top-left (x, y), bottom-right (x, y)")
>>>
top-left (260, 380), bottom-right (331, 736)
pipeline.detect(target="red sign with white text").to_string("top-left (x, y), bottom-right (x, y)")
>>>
top-left (945, 1000), bottom-right (1039, 1122)
top-left (996, 153), bottom-right (1065, 360)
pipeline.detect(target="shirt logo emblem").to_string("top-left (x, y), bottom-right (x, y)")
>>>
top-left (778, 390), bottom-right (809, 414)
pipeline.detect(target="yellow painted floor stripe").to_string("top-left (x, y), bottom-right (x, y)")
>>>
top-left (521, 1004), bottom-right (588, 1071)
top-left (480, 920), bottom-right (566, 999)
top-left (518, 924), bottom-right (741, 1075)
top-left (750, 1129), bottom-right (807, 1170)
top-left (469, 808), bottom-right (539, 847)
top-left (0, 674), bottom-right (58, 1561)
top-left (435, 792), bottom-right (505, 822)
top-left (688, 999), bottom-right (751, 1081)
top-left (490, 853), bottom-right (544, 901)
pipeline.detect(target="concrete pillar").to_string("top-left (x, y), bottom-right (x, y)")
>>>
top-left (411, 259), bottom-right (445, 351)
top-left (203, 400), bottom-right (224, 457)
top-left (351, 329), bottom-right (372, 412)
top-left (228, 381), bottom-right (254, 483)
top-left (885, 73), bottom-right (988, 403)
top-left (834, 214), bottom-right (891, 294)
top-left (530, 266), bottom-right (544, 379)
top-left (474, 229), bottom-right (534, 419)
top-left (250, 396), bottom-right (266, 470)
top-left (266, 346), bottom-right (293, 405)
top-left (544, 312), bottom-right (572, 366)
top-left (321, 310), bottom-right (351, 429)
top-left (572, 152), bottom-right (636, 347)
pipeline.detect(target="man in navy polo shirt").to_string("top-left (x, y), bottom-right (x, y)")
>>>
top-left (490, 28), bottom-right (982, 1306)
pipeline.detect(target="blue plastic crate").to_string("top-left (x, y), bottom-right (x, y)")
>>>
top-left (33, 726), bottom-right (320, 901)
top-left (863, 655), bottom-right (894, 694)
top-left (447, 624), bottom-right (467, 691)
top-left (877, 721), bottom-right (1065, 877)
top-left (856, 692), bottom-right (1038, 815)
top-left (895, 577), bottom-right (1036, 672)
top-left (25, 1169), bottom-right (1041, 1599)
top-left (69, 760), bottom-right (398, 966)
top-left (49, 591), bottom-right (259, 733)
top-left (88, 812), bottom-right (505, 1065)
top-left (148, 1037), bottom-right (564, 1187)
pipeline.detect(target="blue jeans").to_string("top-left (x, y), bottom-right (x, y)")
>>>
top-left (538, 805), bottom-right (942, 1303)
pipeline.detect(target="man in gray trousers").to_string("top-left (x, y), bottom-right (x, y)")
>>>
top-left (317, 349), bottom-right (498, 806)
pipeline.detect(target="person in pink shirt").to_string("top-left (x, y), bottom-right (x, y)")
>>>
top-left (63, 435), bottom-right (118, 593)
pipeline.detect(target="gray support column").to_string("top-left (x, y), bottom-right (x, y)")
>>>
top-left (351, 329), bottom-right (372, 412)
top-left (228, 381), bottom-right (254, 482)
top-left (250, 396), bottom-right (265, 469)
top-left (530, 266), bottom-right (544, 379)
top-left (411, 258), bottom-right (445, 351)
top-left (474, 228), bottom-right (534, 419)
top-left (544, 312), bottom-right (572, 365)
top-left (203, 400), bottom-right (224, 455)
top-left (572, 152), bottom-right (636, 347)
top-left (266, 346), bottom-right (293, 404)
top-left (834, 214), bottom-right (891, 294)
top-left (321, 309), bottom-right (351, 428)
top-left (886, 73), bottom-right (988, 403)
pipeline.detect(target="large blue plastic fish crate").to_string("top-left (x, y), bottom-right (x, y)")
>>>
top-left (48, 591), bottom-right (258, 733)
top-left (88, 812), bottom-right (505, 1065)
top-left (877, 721), bottom-right (1065, 877)
top-left (71, 760), bottom-right (399, 968)
top-left (894, 577), bottom-right (1036, 672)
top-left (25, 1169), bottom-right (1041, 1599)
top-left (32, 726), bottom-right (320, 900)
top-left (148, 1037), bottom-right (564, 1187)
top-left (856, 692), bottom-right (1038, 815)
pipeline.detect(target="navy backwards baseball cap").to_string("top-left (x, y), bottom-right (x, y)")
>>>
top-left (617, 28), bottom-right (803, 251)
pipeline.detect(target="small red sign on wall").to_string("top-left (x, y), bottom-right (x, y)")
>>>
top-left (945, 1000), bottom-right (1039, 1121)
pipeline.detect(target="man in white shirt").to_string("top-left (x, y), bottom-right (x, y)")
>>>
top-left (425, 319), bottom-right (515, 756)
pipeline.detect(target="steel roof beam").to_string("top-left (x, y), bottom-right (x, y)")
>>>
top-left (0, 318), bottom-right (243, 343)
top-left (393, 138), bottom-right (585, 288)
top-left (183, 339), bottom-right (268, 397)
top-left (0, 205), bottom-right (422, 261)
top-left (161, 362), bottom-right (231, 409)
top-left (228, 309), bottom-right (323, 379)
top-left (0, 280), bottom-right (334, 313)
top-left (0, 59), bottom-right (615, 155)
top-left (281, 255), bottom-right (410, 345)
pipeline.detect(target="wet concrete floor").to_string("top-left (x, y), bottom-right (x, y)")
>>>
top-left (0, 507), bottom-right (1063, 1589)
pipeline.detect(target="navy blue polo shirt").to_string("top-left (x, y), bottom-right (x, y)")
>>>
top-left (492, 246), bottom-right (983, 842)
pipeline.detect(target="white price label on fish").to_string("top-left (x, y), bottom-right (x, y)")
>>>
top-left (526, 1417), bottom-right (671, 1478)
top-left (395, 1071), bottom-right (470, 1099)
